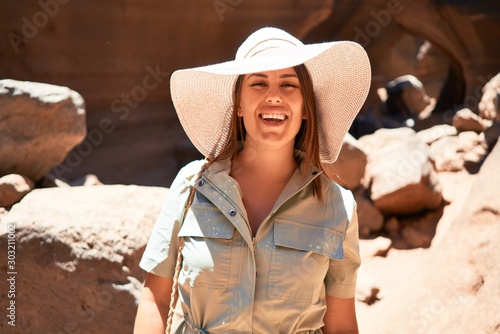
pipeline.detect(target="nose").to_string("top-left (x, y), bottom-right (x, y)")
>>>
top-left (266, 85), bottom-right (282, 104)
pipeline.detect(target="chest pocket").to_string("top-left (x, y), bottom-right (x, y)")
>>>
top-left (178, 200), bottom-right (235, 290)
top-left (267, 218), bottom-right (345, 304)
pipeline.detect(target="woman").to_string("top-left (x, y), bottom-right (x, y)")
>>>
top-left (134, 27), bottom-right (371, 333)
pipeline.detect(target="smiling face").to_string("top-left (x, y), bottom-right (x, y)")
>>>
top-left (238, 67), bottom-right (305, 152)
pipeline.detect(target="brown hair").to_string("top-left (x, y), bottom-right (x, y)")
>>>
top-left (210, 64), bottom-right (324, 199)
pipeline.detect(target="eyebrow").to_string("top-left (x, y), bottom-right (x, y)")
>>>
top-left (247, 73), bottom-right (299, 79)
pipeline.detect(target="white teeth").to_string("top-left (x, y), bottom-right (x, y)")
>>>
top-left (261, 113), bottom-right (285, 121)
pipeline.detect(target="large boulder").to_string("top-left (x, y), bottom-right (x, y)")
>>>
top-left (0, 174), bottom-right (34, 208)
top-left (452, 108), bottom-right (491, 134)
top-left (0, 185), bottom-right (167, 333)
top-left (429, 131), bottom-right (487, 172)
top-left (384, 75), bottom-right (431, 126)
top-left (359, 128), bottom-right (442, 215)
top-left (354, 188), bottom-right (384, 237)
top-left (484, 121), bottom-right (500, 150)
top-left (358, 140), bottom-right (500, 334)
top-left (0, 80), bottom-right (86, 182)
top-left (417, 124), bottom-right (457, 146)
top-left (479, 73), bottom-right (500, 121)
top-left (322, 133), bottom-right (367, 190)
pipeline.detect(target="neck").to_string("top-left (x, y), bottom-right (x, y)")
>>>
top-left (231, 141), bottom-right (298, 180)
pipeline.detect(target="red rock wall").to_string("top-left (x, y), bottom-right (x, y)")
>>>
top-left (0, 0), bottom-right (334, 107)
top-left (1, 0), bottom-right (498, 186)
top-left (306, 0), bottom-right (500, 114)
top-left (2, 0), bottom-right (498, 112)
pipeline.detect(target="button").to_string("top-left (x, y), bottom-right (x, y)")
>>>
top-left (312, 171), bottom-right (318, 175)
top-left (198, 179), bottom-right (205, 186)
top-left (229, 209), bottom-right (236, 216)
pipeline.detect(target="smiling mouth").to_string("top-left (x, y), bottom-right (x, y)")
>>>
top-left (259, 113), bottom-right (287, 123)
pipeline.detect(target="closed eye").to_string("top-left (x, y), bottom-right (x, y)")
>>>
top-left (250, 82), bottom-right (267, 87)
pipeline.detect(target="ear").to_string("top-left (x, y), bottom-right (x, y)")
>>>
top-left (237, 106), bottom-right (243, 117)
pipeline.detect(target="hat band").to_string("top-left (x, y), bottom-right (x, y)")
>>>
top-left (241, 38), bottom-right (300, 59)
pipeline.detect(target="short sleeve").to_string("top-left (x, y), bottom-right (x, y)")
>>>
top-left (325, 190), bottom-right (361, 298)
top-left (139, 160), bottom-right (205, 278)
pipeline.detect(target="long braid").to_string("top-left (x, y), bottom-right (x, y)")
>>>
top-left (165, 237), bottom-right (184, 334)
top-left (165, 160), bottom-right (212, 334)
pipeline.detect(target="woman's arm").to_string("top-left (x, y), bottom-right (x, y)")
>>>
top-left (322, 295), bottom-right (359, 334)
top-left (134, 273), bottom-right (173, 334)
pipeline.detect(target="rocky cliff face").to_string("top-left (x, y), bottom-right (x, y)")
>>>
top-left (0, 0), bottom-right (334, 107)
top-left (2, 0), bottom-right (498, 185)
top-left (307, 0), bottom-right (500, 119)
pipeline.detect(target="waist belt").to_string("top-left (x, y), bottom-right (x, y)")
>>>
top-left (178, 316), bottom-right (322, 334)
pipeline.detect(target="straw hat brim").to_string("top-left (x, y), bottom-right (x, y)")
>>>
top-left (171, 40), bottom-right (371, 163)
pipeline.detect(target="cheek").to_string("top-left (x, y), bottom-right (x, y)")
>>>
top-left (293, 96), bottom-right (305, 117)
top-left (240, 94), bottom-right (260, 117)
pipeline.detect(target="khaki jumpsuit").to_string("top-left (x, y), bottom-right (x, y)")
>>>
top-left (140, 159), bottom-right (361, 333)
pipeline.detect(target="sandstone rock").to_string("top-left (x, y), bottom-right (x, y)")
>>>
top-left (0, 207), bottom-right (7, 224)
top-left (385, 75), bottom-right (431, 117)
top-left (457, 131), bottom-right (484, 151)
top-left (452, 108), bottom-right (491, 133)
top-left (478, 73), bottom-right (500, 121)
top-left (454, 139), bottom-right (500, 226)
top-left (353, 189), bottom-right (384, 237)
top-left (0, 174), bottom-right (34, 207)
top-left (384, 216), bottom-right (400, 238)
top-left (412, 41), bottom-right (449, 101)
top-left (322, 133), bottom-right (367, 190)
top-left (429, 136), bottom-right (463, 172)
top-left (360, 128), bottom-right (442, 215)
top-left (37, 174), bottom-right (71, 188)
top-left (1, 0), bottom-right (499, 189)
top-left (0, 185), bottom-right (167, 333)
top-left (384, 209), bottom-right (443, 250)
top-left (0, 79), bottom-right (86, 182)
top-left (358, 140), bottom-right (500, 334)
top-left (417, 124), bottom-right (457, 145)
top-left (312, 0), bottom-right (500, 113)
top-left (429, 131), bottom-right (487, 172)
top-left (69, 174), bottom-right (103, 187)
top-left (401, 224), bottom-right (432, 249)
top-left (463, 145), bottom-right (488, 174)
top-left (484, 121), bottom-right (500, 150)
top-left (359, 236), bottom-right (392, 259)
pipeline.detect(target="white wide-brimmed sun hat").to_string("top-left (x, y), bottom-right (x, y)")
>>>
top-left (171, 27), bottom-right (371, 163)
